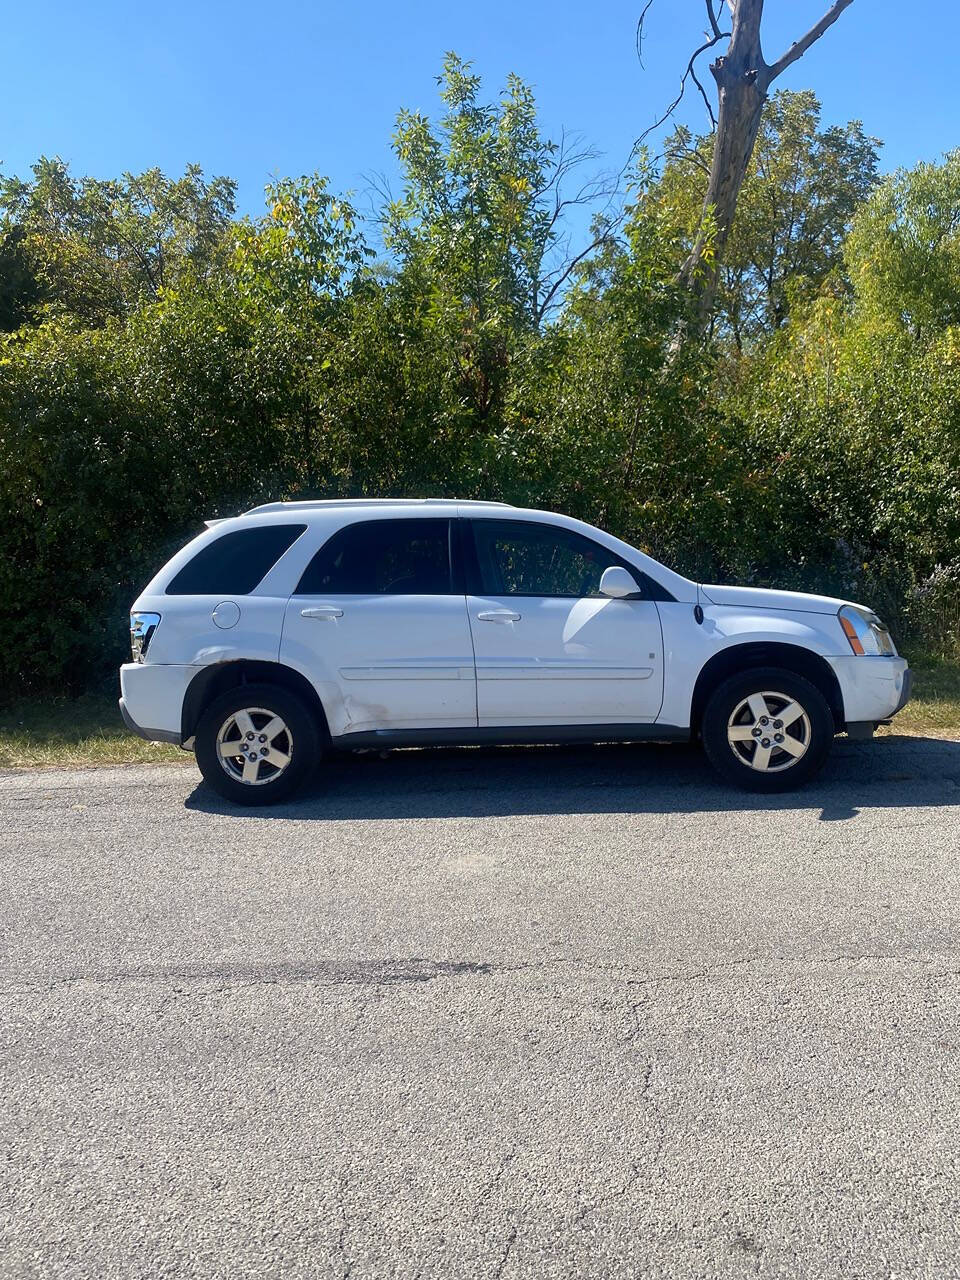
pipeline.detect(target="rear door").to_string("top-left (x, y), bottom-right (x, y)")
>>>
top-left (280, 517), bottom-right (477, 737)
top-left (464, 517), bottom-right (664, 726)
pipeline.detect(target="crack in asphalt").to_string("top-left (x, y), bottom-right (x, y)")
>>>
top-left (492, 1224), bottom-right (518, 1279)
top-left (572, 1159), bottom-right (645, 1229)
top-left (477, 1154), bottom-right (517, 1204)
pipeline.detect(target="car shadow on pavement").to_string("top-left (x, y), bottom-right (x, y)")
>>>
top-left (183, 734), bottom-right (960, 823)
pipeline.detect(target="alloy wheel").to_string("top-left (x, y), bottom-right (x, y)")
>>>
top-left (216, 706), bottom-right (294, 786)
top-left (726, 690), bottom-right (811, 773)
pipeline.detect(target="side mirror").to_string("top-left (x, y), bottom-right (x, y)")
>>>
top-left (599, 566), bottom-right (643, 599)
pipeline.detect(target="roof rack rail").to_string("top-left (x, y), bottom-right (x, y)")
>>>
top-left (243, 497), bottom-right (510, 516)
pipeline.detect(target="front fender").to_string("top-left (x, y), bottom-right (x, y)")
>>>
top-left (657, 602), bottom-right (847, 728)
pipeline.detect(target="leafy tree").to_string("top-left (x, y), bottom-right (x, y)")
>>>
top-left (232, 173), bottom-right (370, 311)
top-left (845, 149), bottom-right (960, 338)
top-left (383, 54), bottom-right (617, 422)
top-left (0, 158), bottom-right (236, 324)
top-left (0, 226), bottom-right (41, 331)
top-left (636, 0), bottom-right (858, 323)
top-left (657, 91), bottom-right (879, 348)
top-left (490, 177), bottom-right (756, 578)
top-left (727, 190), bottom-right (960, 626)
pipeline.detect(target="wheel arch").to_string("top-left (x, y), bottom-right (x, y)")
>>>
top-left (181, 660), bottom-right (330, 745)
top-left (690, 642), bottom-right (844, 736)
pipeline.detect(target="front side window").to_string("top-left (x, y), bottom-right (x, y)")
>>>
top-left (166, 524), bottom-right (307, 595)
top-left (470, 519), bottom-right (631, 598)
top-left (296, 518), bottom-right (453, 595)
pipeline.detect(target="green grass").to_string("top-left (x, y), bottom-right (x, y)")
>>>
top-left (880, 652), bottom-right (960, 738)
top-left (1, 654), bottom-right (958, 769)
top-left (0, 693), bottom-right (182, 768)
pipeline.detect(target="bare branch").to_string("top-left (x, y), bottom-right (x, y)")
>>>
top-left (636, 0), bottom-right (657, 68)
top-left (630, 28), bottom-right (729, 156)
top-left (688, 57), bottom-right (717, 130)
top-left (535, 224), bottom-right (622, 323)
top-left (705, 0), bottom-right (722, 39)
top-left (766, 0), bottom-right (855, 83)
top-left (671, 149), bottom-right (711, 177)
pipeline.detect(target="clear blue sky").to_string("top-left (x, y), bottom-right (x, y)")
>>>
top-left (3, 1), bottom-right (957, 221)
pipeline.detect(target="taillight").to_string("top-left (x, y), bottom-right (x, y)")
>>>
top-left (130, 612), bottom-right (161, 662)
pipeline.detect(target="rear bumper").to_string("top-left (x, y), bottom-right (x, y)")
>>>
top-left (119, 663), bottom-right (195, 745)
top-left (119, 697), bottom-right (181, 745)
top-left (827, 655), bottom-right (910, 726)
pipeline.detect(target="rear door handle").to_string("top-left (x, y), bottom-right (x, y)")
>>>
top-left (301, 606), bottom-right (343, 620)
top-left (477, 610), bottom-right (521, 623)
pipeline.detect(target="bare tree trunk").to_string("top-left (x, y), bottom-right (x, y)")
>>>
top-left (675, 0), bottom-right (855, 329)
top-left (678, 0), bottom-right (765, 323)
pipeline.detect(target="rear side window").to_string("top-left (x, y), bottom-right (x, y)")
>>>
top-left (166, 524), bottom-right (307, 595)
top-left (296, 518), bottom-right (453, 595)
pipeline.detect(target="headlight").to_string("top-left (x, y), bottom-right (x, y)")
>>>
top-left (130, 612), bottom-right (161, 662)
top-left (838, 605), bottom-right (897, 657)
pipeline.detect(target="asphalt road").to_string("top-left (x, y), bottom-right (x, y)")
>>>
top-left (2, 734), bottom-right (960, 1279)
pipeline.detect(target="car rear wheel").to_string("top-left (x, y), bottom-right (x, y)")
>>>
top-left (701, 667), bottom-right (833, 792)
top-left (195, 683), bottom-right (319, 805)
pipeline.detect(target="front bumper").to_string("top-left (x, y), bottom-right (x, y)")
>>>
top-left (892, 667), bottom-right (913, 716)
top-left (119, 662), bottom-right (195, 745)
top-left (827, 654), bottom-right (910, 727)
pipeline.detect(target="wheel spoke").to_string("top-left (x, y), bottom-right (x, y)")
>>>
top-left (728, 724), bottom-right (756, 742)
top-left (217, 739), bottom-right (243, 760)
top-left (751, 743), bottom-right (773, 771)
top-left (234, 709), bottom-right (255, 738)
top-left (261, 716), bottom-right (285, 743)
top-left (778, 734), bottom-right (806, 758)
top-left (746, 694), bottom-right (769, 724)
top-left (778, 700), bottom-right (804, 729)
top-left (241, 756), bottom-right (260, 784)
top-left (266, 748), bottom-right (291, 769)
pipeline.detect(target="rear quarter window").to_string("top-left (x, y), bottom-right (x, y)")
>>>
top-left (165, 524), bottom-right (307, 595)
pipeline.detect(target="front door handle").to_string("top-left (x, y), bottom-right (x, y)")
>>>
top-left (301, 606), bottom-right (343, 620)
top-left (476, 610), bottom-right (521, 623)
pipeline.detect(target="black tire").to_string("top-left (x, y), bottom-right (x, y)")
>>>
top-left (701, 667), bottom-right (834, 792)
top-left (194, 682), bottom-right (320, 806)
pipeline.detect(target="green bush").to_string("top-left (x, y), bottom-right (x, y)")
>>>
top-left (0, 290), bottom-right (303, 694)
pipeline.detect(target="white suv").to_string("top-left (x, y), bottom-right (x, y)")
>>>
top-left (120, 499), bottom-right (911, 804)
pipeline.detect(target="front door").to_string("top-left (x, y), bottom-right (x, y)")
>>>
top-left (281, 517), bottom-right (477, 737)
top-left (465, 518), bottom-right (664, 726)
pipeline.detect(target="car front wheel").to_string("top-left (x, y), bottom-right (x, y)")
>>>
top-left (701, 667), bottom-right (834, 792)
top-left (194, 683), bottom-right (319, 805)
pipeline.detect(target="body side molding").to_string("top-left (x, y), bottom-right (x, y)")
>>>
top-left (330, 723), bottom-right (690, 750)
